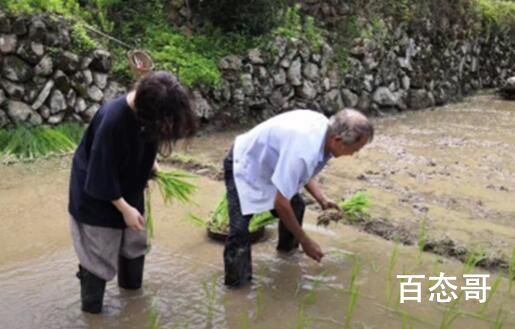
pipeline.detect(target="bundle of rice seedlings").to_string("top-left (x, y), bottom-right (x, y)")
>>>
top-left (248, 211), bottom-right (276, 232)
top-left (192, 194), bottom-right (277, 235)
top-left (145, 169), bottom-right (197, 246)
top-left (339, 191), bottom-right (369, 220)
top-left (0, 123), bottom-right (83, 161)
top-left (154, 170), bottom-right (197, 204)
top-left (317, 191), bottom-right (370, 226)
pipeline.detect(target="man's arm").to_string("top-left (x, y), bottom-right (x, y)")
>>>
top-left (274, 191), bottom-right (324, 262)
top-left (305, 179), bottom-right (339, 210)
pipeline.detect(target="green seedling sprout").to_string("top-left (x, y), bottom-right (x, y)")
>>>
top-left (345, 258), bottom-right (361, 327)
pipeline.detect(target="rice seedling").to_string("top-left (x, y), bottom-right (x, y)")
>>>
top-left (376, 303), bottom-right (433, 327)
top-left (345, 258), bottom-right (361, 327)
top-left (0, 124), bottom-right (81, 161)
top-left (295, 304), bottom-right (313, 329)
top-left (463, 247), bottom-right (486, 274)
top-left (492, 306), bottom-right (507, 329)
top-left (240, 311), bottom-right (251, 329)
top-left (439, 295), bottom-right (463, 329)
top-left (400, 309), bottom-right (411, 329)
top-left (148, 302), bottom-right (161, 329)
top-left (479, 274), bottom-right (502, 314)
top-left (145, 189), bottom-right (154, 252)
top-left (202, 275), bottom-right (218, 322)
top-left (369, 259), bottom-right (381, 273)
top-left (417, 219), bottom-right (427, 265)
top-left (300, 271), bottom-right (328, 306)
top-left (509, 248), bottom-right (515, 294)
top-left (386, 242), bottom-right (399, 304)
top-left (255, 268), bottom-right (266, 318)
top-left (326, 248), bottom-right (355, 259)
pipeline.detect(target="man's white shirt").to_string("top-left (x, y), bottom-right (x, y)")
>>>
top-left (233, 110), bottom-right (331, 215)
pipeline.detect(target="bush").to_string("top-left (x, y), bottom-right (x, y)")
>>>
top-left (196, 0), bottom-right (287, 36)
top-left (274, 4), bottom-right (324, 50)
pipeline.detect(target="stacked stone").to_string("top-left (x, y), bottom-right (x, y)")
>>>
top-left (0, 12), bottom-right (125, 128)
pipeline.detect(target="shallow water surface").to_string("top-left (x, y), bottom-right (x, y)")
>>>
top-left (1, 95), bottom-right (514, 328)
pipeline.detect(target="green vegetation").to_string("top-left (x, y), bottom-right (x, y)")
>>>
top-left (191, 194), bottom-right (277, 235)
top-left (509, 248), bottom-right (515, 294)
top-left (202, 275), bottom-right (217, 321)
top-left (154, 170), bottom-right (197, 205)
top-left (274, 4), bottom-right (324, 51)
top-left (0, 123), bottom-right (83, 161)
top-left (345, 258), bottom-right (361, 327)
top-left (386, 242), bottom-right (399, 303)
top-left (146, 169), bottom-right (197, 243)
top-left (339, 191), bottom-right (370, 221)
top-left (474, 0), bottom-right (515, 32)
top-left (0, 0), bottom-right (80, 15)
top-left (196, 0), bottom-right (286, 36)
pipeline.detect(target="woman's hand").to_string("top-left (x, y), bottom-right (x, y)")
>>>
top-left (122, 206), bottom-right (145, 231)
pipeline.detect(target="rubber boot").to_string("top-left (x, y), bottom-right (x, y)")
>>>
top-left (118, 255), bottom-right (145, 289)
top-left (76, 265), bottom-right (106, 314)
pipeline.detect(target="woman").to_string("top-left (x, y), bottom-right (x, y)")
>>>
top-left (68, 71), bottom-right (197, 313)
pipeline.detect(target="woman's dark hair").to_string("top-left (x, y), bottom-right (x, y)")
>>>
top-left (134, 71), bottom-right (197, 156)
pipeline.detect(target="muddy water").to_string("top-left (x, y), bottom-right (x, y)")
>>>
top-left (0, 95), bottom-right (514, 328)
top-left (177, 95), bottom-right (515, 268)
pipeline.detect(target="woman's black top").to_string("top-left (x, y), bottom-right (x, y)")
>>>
top-left (68, 95), bottom-right (158, 228)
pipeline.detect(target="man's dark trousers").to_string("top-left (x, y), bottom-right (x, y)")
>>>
top-left (223, 148), bottom-right (305, 287)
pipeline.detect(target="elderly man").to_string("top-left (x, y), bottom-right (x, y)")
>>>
top-left (223, 108), bottom-right (374, 288)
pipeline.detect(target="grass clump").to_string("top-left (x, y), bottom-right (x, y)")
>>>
top-left (0, 123), bottom-right (83, 161)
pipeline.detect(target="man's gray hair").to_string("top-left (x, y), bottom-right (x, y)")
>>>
top-left (328, 109), bottom-right (374, 145)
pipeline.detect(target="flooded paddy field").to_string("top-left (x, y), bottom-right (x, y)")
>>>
top-left (0, 95), bottom-right (514, 328)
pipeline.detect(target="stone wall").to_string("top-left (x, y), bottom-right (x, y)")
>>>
top-left (169, 0), bottom-right (514, 125)
top-left (1, 5), bottom-right (513, 128)
top-left (0, 12), bottom-right (125, 128)
top-left (193, 31), bottom-right (514, 125)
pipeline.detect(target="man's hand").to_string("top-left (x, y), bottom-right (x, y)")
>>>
top-left (122, 206), bottom-right (145, 231)
top-left (321, 198), bottom-right (339, 211)
top-left (300, 236), bottom-right (324, 262)
top-left (305, 179), bottom-right (338, 211)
